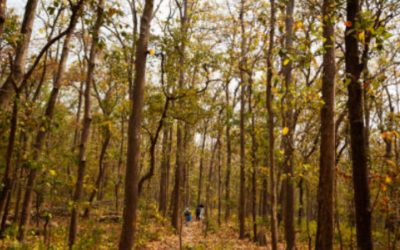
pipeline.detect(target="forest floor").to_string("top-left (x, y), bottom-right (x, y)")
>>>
top-left (142, 220), bottom-right (282, 250)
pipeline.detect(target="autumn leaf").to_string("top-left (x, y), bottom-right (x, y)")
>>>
top-left (358, 31), bottom-right (365, 42)
top-left (294, 21), bottom-right (303, 30)
top-left (148, 48), bottom-right (156, 56)
top-left (385, 176), bottom-right (392, 184)
top-left (283, 58), bottom-right (290, 66)
top-left (344, 21), bottom-right (353, 27)
top-left (49, 169), bottom-right (57, 176)
top-left (282, 127), bottom-right (289, 135)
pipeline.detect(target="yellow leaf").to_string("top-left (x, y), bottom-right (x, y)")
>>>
top-left (358, 31), bottom-right (365, 42)
top-left (283, 58), bottom-right (290, 66)
top-left (294, 21), bottom-right (303, 30)
top-left (282, 127), bottom-right (289, 136)
top-left (148, 48), bottom-right (155, 56)
top-left (385, 176), bottom-right (392, 184)
top-left (49, 169), bottom-right (56, 176)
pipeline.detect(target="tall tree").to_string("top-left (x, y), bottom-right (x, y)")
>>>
top-left (315, 0), bottom-right (336, 247)
top-left (266, 0), bottom-right (278, 247)
top-left (68, 0), bottom-right (105, 247)
top-left (118, 0), bottom-right (154, 248)
top-left (281, 0), bottom-right (296, 248)
top-left (345, 0), bottom-right (373, 248)
top-left (171, 0), bottom-right (188, 231)
top-left (238, 0), bottom-right (247, 239)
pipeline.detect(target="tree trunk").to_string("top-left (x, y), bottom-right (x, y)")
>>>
top-left (84, 126), bottom-right (111, 217)
top-left (315, 0), bottom-right (336, 247)
top-left (345, 0), bottom-right (373, 249)
top-left (239, 0), bottom-right (247, 239)
top-left (0, 0), bottom-right (39, 108)
top-left (118, 0), bottom-right (154, 248)
top-left (115, 115), bottom-right (126, 213)
top-left (248, 74), bottom-right (257, 241)
top-left (282, 0), bottom-right (296, 248)
top-left (171, 0), bottom-right (188, 231)
top-left (17, 1), bottom-right (84, 241)
top-left (68, 1), bottom-right (104, 247)
top-left (159, 125), bottom-right (171, 216)
top-left (197, 123), bottom-right (208, 205)
top-left (225, 80), bottom-right (232, 221)
top-left (266, 0), bottom-right (278, 247)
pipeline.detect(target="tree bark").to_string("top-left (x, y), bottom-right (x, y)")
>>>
top-left (266, 0), bottom-right (278, 247)
top-left (159, 125), bottom-right (171, 216)
top-left (248, 74), bottom-right (257, 241)
top-left (282, 0), bottom-right (296, 248)
top-left (171, 0), bottom-right (188, 231)
top-left (239, 0), bottom-right (247, 239)
top-left (225, 80), bottom-right (232, 222)
top-left (118, 0), bottom-right (154, 248)
top-left (345, 0), bottom-right (373, 249)
top-left (197, 123), bottom-right (208, 205)
top-left (315, 0), bottom-right (336, 247)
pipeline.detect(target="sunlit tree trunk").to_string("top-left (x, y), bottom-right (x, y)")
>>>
top-left (118, 0), bottom-right (154, 248)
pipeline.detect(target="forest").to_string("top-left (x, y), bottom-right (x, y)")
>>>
top-left (0, 0), bottom-right (399, 249)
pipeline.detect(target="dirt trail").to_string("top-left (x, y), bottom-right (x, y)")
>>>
top-left (142, 220), bottom-right (276, 249)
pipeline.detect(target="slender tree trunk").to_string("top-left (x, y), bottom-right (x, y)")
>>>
top-left (171, 0), bottom-right (188, 231)
top-left (225, 80), bottom-right (232, 221)
top-left (217, 140), bottom-right (222, 225)
top-left (248, 75), bottom-right (257, 241)
top-left (115, 115), bottom-right (125, 213)
top-left (17, 1), bottom-right (84, 241)
top-left (282, 0), bottom-right (296, 247)
top-left (69, 80), bottom-right (84, 179)
top-left (118, 0), bottom-right (154, 248)
top-left (197, 123), bottom-right (208, 205)
top-left (0, 0), bottom-right (39, 108)
top-left (239, 0), bottom-right (247, 239)
top-left (84, 127), bottom-right (111, 217)
top-left (266, 0), bottom-right (278, 247)
top-left (315, 0), bottom-right (336, 247)
top-left (68, 1), bottom-right (104, 247)
top-left (159, 126), bottom-right (170, 215)
top-left (205, 135), bottom-right (220, 234)
top-left (345, 0), bottom-right (373, 248)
